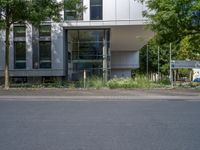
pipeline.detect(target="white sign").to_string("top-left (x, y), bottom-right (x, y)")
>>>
top-left (193, 69), bottom-right (200, 81)
top-left (171, 60), bottom-right (200, 69)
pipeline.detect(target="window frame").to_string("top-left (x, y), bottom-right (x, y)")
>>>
top-left (39, 41), bottom-right (52, 69)
top-left (14, 41), bottom-right (26, 69)
top-left (39, 25), bottom-right (51, 37)
top-left (90, 0), bottom-right (103, 20)
top-left (13, 25), bottom-right (26, 38)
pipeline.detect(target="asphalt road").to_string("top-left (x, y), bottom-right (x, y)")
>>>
top-left (0, 98), bottom-right (200, 150)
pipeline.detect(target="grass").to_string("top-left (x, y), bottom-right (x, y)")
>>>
top-left (107, 75), bottom-right (151, 89)
top-left (8, 75), bottom-right (200, 89)
top-left (10, 76), bottom-right (104, 89)
top-left (86, 76), bottom-right (104, 89)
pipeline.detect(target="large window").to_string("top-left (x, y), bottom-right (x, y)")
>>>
top-left (14, 26), bottom-right (26, 37)
top-left (64, 0), bottom-right (83, 20)
top-left (39, 41), bottom-right (51, 68)
top-left (67, 29), bottom-right (110, 80)
top-left (90, 0), bottom-right (102, 20)
top-left (14, 42), bottom-right (26, 69)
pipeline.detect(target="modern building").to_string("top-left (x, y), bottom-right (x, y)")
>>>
top-left (0, 0), bottom-right (153, 83)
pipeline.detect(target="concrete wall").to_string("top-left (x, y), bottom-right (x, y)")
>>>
top-left (0, 30), bottom-right (5, 71)
top-left (0, 28), bottom-right (13, 73)
top-left (51, 23), bottom-right (64, 71)
top-left (111, 51), bottom-right (139, 78)
top-left (110, 25), bottom-right (153, 51)
top-left (111, 51), bottom-right (139, 69)
top-left (111, 69), bottom-right (132, 78)
top-left (63, 0), bottom-right (148, 27)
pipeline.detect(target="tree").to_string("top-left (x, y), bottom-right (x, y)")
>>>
top-left (0, 0), bottom-right (84, 89)
top-left (141, 0), bottom-right (200, 44)
top-left (138, 39), bottom-right (178, 75)
top-left (136, 0), bottom-right (200, 77)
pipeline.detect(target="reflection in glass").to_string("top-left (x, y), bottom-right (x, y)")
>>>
top-left (67, 29), bottom-right (110, 80)
top-left (14, 42), bottom-right (26, 69)
top-left (39, 41), bottom-right (51, 68)
top-left (90, 0), bottom-right (102, 20)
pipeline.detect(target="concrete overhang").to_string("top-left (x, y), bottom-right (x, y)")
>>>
top-left (110, 25), bottom-right (153, 51)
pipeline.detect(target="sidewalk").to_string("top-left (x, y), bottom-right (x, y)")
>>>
top-left (0, 88), bottom-right (199, 98)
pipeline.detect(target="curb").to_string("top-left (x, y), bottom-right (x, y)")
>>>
top-left (0, 95), bottom-right (200, 101)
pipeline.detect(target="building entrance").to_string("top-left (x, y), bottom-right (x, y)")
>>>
top-left (67, 29), bottom-right (110, 81)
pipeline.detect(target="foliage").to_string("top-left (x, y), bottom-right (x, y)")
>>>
top-left (141, 0), bottom-right (200, 44)
top-left (0, 0), bottom-right (63, 27)
top-left (158, 76), bottom-right (170, 85)
top-left (136, 0), bottom-right (200, 75)
top-left (179, 34), bottom-right (200, 60)
top-left (10, 76), bottom-right (104, 89)
top-left (64, 0), bottom-right (87, 19)
top-left (107, 75), bottom-right (151, 89)
top-left (86, 76), bottom-right (104, 89)
top-left (138, 39), bottom-right (179, 75)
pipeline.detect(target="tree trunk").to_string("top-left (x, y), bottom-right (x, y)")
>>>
top-left (4, 26), bottom-right (10, 89)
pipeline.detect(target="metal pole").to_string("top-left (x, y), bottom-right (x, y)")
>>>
top-left (84, 69), bottom-right (86, 88)
top-left (158, 46), bottom-right (160, 81)
top-left (169, 43), bottom-right (173, 88)
top-left (146, 44), bottom-right (149, 77)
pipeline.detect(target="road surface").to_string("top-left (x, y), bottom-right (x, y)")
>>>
top-left (0, 97), bottom-right (200, 150)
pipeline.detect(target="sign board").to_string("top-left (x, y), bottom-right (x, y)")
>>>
top-left (193, 68), bottom-right (200, 81)
top-left (171, 60), bottom-right (200, 69)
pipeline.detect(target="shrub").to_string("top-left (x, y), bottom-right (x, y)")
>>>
top-left (107, 75), bottom-right (154, 89)
top-left (158, 76), bottom-right (171, 85)
top-left (86, 76), bottom-right (104, 89)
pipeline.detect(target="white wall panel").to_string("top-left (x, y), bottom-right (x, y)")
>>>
top-left (0, 31), bottom-right (5, 70)
top-left (103, 0), bottom-right (116, 20)
top-left (26, 25), bottom-right (32, 70)
top-left (116, 0), bottom-right (130, 20)
top-left (110, 26), bottom-right (153, 51)
top-left (111, 51), bottom-right (139, 69)
top-left (51, 23), bottom-right (64, 70)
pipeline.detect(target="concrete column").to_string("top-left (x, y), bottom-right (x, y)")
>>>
top-left (32, 26), bottom-right (39, 69)
top-left (103, 31), bottom-right (108, 83)
top-left (26, 25), bottom-right (32, 70)
top-left (9, 25), bottom-right (14, 70)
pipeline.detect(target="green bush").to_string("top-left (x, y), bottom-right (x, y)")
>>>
top-left (107, 75), bottom-right (151, 89)
top-left (86, 76), bottom-right (104, 89)
top-left (158, 76), bottom-right (171, 85)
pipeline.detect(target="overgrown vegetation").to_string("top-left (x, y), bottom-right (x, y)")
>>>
top-left (137, 0), bottom-right (200, 80)
top-left (107, 75), bottom-right (153, 89)
top-left (8, 74), bottom-right (200, 89)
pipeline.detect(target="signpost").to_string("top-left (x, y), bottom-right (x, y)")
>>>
top-left (170, 43), bottom-right (173, 88)
top-left (171, 60), bottom-right (200, 69)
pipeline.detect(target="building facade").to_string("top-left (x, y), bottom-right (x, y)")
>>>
top-left (0, 0), bottom-right (152, 83)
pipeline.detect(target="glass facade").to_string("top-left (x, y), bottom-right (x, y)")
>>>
top-left (13, 25), bottom-right (26, 69)
top-left (32, 25), bottom-right (52, 69)
top-left (90, 0), bottom-right (102, 20)
top-left (67, 29), bottom-right (110, 80)
top-left (14, 42), bottom-right (26, 69)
